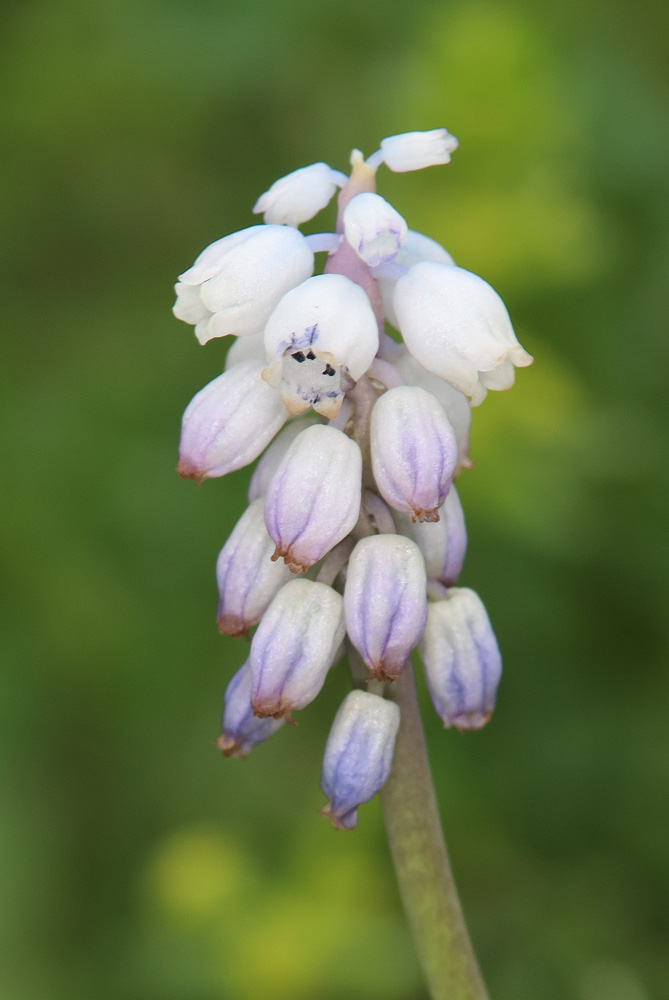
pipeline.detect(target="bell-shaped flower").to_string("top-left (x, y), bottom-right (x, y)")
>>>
top-left (215, 661), bottom-right (284, 758)
top-left (253, 162), bottom-right (347, 227)
top-left (393, 350), bottom-right (471, 473)
top-left (344, 535), bottom-right (428, 682)
top-left (224, 331), bottom-right (265, 370)
top-left (419, 588), bottom-right (502, 731)
top-left (174, 225), bottom-right (314, 344)
top-left (263, 273), bottom-right (379, 418)
top-left (343, 193), bottom-right (408, 267)
top-left (250, 579), bottom-right (345, 722)
top-left (215, 498), bottom-right (293, 636)
top-left (178, 360), bottom-right (288, 482)
top-left (247, 416), bottom-right (317, 503)
top-left (320, 690), bottom-right (400, 830)
top-left (378, 229), bottom-right (455, 330)
top-left (378, 128), bottom-right (459, 172)
top-left (393, 262), bottom-right (533, 405)
top-left (394, 486), bottom-right (467, 586)
top-left (264, 424), bottom-right (362, 572)
top-left (370, 385), bottom-right (458, 522)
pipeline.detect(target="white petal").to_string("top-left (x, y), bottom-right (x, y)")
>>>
top-left (343, 193), bottom-right (407, 267)
top-left (379, 128), bottom-right (459, 172)
top-left (378, 230), bottom-right (455, 329)
top-left (253, 163), bottom-right (345, 227)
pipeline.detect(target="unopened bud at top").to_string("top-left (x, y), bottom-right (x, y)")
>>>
top-left (345, 535), bottom-right (428, 682)
top-left (215, 660), bottom-right (284, 758)
top-left (253, 162), bottom-right (348, 227)
top-left (395, 486), bottom-right (467, 587)
top-left (393, 262), bottom-right (533, 405)
top-left (320, 690), bottom-right (400, 830)
top-left (215, 498), bottom-right (293, 636)
top-left (250, 579), bottom-right (345, 722)
top-left (419, 588), bottom-right (502, 731)
top-left (178, 360), bottom-right (288, 482)
top-left (264, 424), bottom-right (362, 573)
top-left (370, 385), bottom-right (458, 522)
top-left (343, 193), bottom-right (408, 267)
top-left (175, 225), bottom-right (314, 344)
top-left (263, 273), bottom-right (379, 418)
top-left (379, 128), bottom-right (459, 172)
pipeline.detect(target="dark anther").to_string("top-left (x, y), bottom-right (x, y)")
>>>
top-left (291, 351), bottom-right (306, 363)
top-left (306, 350), bottom-right (316, 360)
top-left (322, 364), bottom-right (336, 376)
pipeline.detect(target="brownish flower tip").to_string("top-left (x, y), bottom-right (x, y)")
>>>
top-left (270, 543), bottom-right (308, 574)
top-left (216, 614), bottom-right (250, 639)
top-left (177, 459), bottom-right (207, 486)
top-left (453, 710), bottom-right (493, 733)
top-left (252, 703), bottom-right (297, 726)
top-left (411, 505), bottom-right (441, 523)
top-left (213, 734), bottom-right (249, 759)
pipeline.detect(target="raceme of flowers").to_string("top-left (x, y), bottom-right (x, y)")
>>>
top-left (174, 128), bottom-right (532, 831)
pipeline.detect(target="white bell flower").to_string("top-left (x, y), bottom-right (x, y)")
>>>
top-left (377, 128), bottom-right (459, 172)
top-left (392, 262), bottom-right (533, 404)
top-left (378, 229), bottom-right (455, 329)
top-left (174, 225), bottom-right (314, 344)
top-left (263, 273), bottom-right (379, 418)
top-left (342, 192), bottom-right (408, 267)
top-left (253, 162), bottom-right (348, 226)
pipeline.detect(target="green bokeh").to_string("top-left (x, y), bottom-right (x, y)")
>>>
top-left (2, 1), bottom-right (668, 997)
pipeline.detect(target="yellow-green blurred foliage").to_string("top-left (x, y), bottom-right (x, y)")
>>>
top-left (2, 0), bottom-right (668, 998)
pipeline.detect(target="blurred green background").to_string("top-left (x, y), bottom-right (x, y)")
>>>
top-left (2, 0), bottom-right (668, 997)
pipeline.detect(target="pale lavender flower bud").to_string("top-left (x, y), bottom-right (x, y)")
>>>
top-left (215, 498), bottom-right (293, 636)
top-left (320, 690), bottom-right (400, 830)
top-left (247, 416), bottom-right (317, 503)
top-left (395, 486), bottom-right (467, 586)
top-left (342, 193), bottom-right (408, 267)
top-left (344, 535), bottom-right (428, 682)
top-left (379, 128), bottom-right (459, 172)
top-left (224, 331), bottom-right (265, 370)
top-left (378, 229), bottom-right (455, 330)
top-left (262, 274), bottom-right (378, 418)
top-left (253, 163), bottom-right (347, 226)
top-left (370, 385), bottom-right (458, 523)
top-left (175, 225), bottom-right (314, 344)
top-left (215, 660), bottom-right (284, 758)
top-left (393, 262), bottom-right (533, 405)
top-left (178, 360), bottom-right (288, 482)
top-left (264, 424), bottom-right (362, 572)
top-left (394, 350), bottom-right (472, 473)
top-left (250, 579), bottom-right (345, 722)
top-left (419, 588), bottom-right (502, 731)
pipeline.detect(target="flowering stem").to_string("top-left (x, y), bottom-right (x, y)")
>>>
top-left (380, 666), bottom-right (489, 1000)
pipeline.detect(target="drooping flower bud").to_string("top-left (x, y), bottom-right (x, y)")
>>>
top-left (343, 193), bottom-right (408, 267)
top-left (262, 273), bottom-right (378, 418)
top-left (264, 424), bottom-right (362, 572)
top-left (393, 350), bottom-right (471, 473)
top-left (344, 535), bottom-right (427, 681)
top-left (395, 486), bottom-right (467, 586)
top-left (253, 163), bottom-right (347, 227)
top-left (419, 588), bottom-right (502, 731)
top-left (370, 385), bottom-right (458, 522)
top-left (250, 579), bottom-right (345, 722)
top-left (178, 360), bottom-right (288, 482)
top-left (320, 690), bottom-right (400, 830)
top-left (393, 262), bottom-right (533, 405)
top-left (378, 229), bottom-right (455, 330)
top-left (175, 225), bottom-right (314, 344)
top-left (215, 660), bottom-right (284, 758)
top-left (215, 498), bottom-right (293, 636)
top-left (247, 416), bottom-right (317, 503)
top-left (378, 128), bottom-right (459, 172)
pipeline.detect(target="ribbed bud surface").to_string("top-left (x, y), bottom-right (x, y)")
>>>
top-left (178, 360), bottom-right (288, 482)
top-left (395, 487), bottom-right (467, 586)
top-left (419, 588), bottom-right (502, 730)
top-left (250, 579), bottom-right (345, 722)
top-left (344, 535), bottom-right (428, 681)
top-left (215, 661), bottom-right (284, 758)
top-left (264, 424), bottom-right (362, 572)
top-left (320, 690), bottom-right (400, 830)
top-left (371, 385), bottom-right (457, 522)
top-left (215, 498), bottom-right (293, 636)
top-left (247, 417), bottom-right (317, 503)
